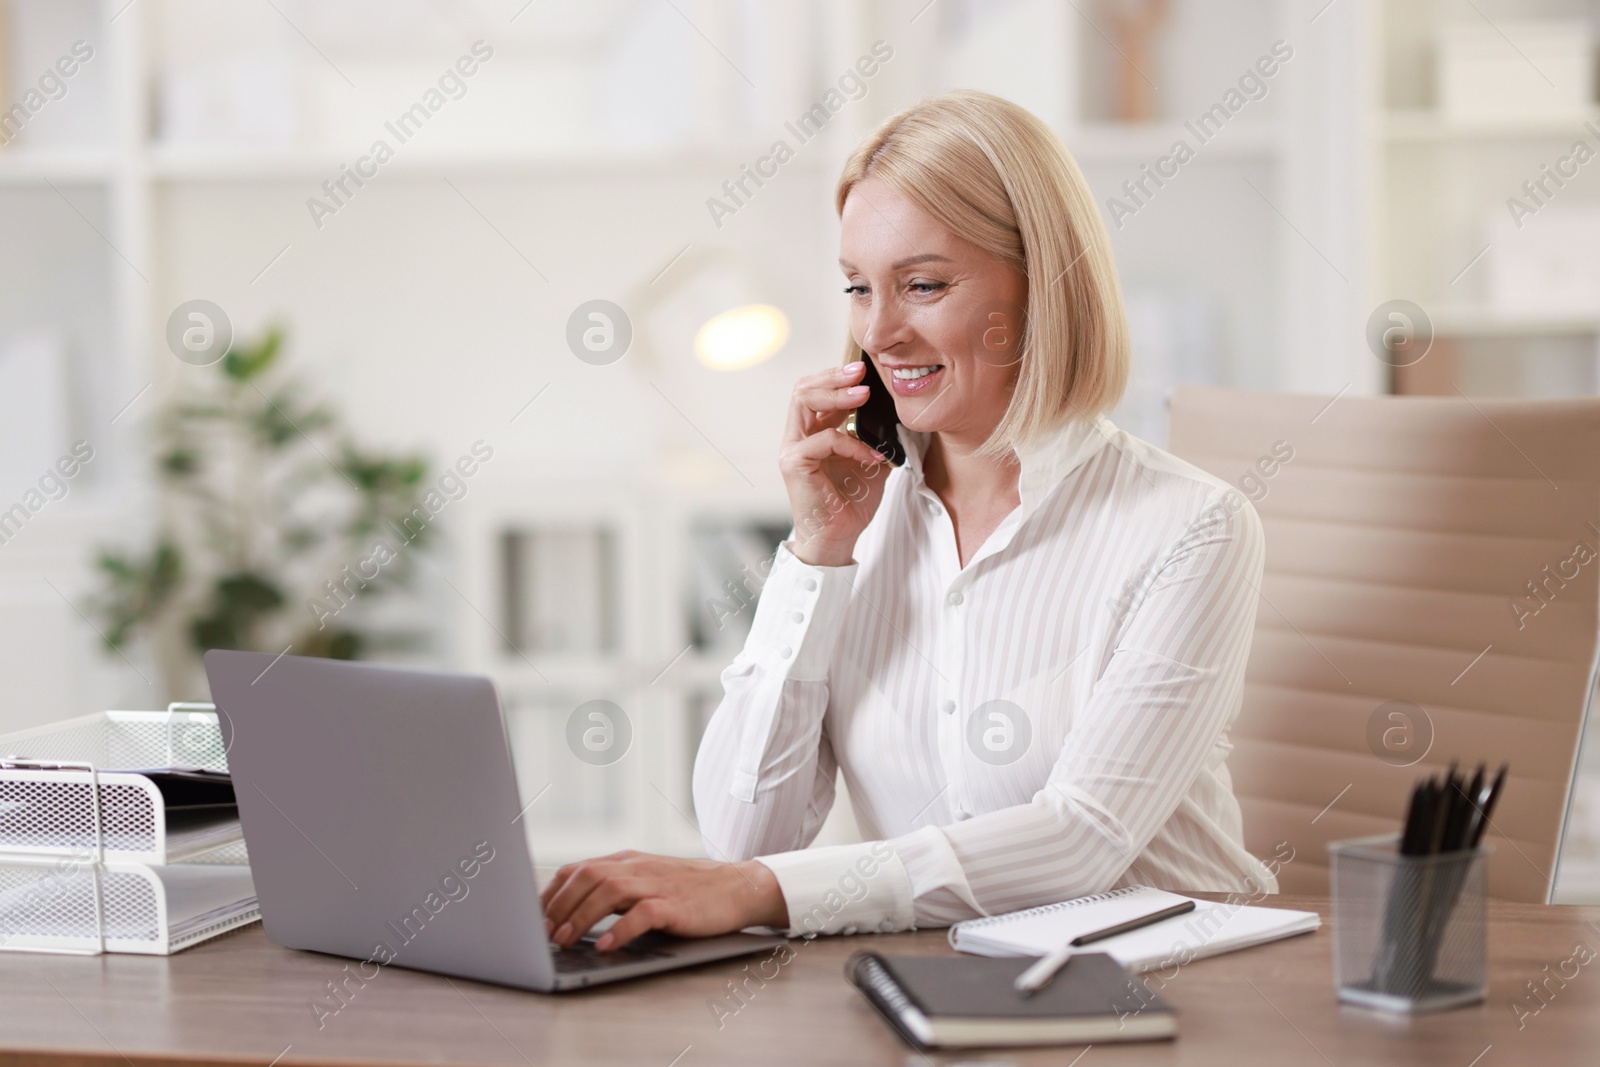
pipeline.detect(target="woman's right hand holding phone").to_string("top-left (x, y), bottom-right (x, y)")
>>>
top-left (779, 360), bottom-right (893, 567)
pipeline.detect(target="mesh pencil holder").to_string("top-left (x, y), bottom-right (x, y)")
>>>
top-left (1329, 833), bottom-right (1490, 1013)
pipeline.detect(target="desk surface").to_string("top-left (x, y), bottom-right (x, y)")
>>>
top-left (1, 896), bottom-right (1596, 1067)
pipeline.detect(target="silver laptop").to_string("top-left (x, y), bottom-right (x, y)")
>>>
top-left (203, 649), bottom-right (783, 991)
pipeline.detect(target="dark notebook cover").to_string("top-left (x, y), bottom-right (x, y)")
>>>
top-left (105, 768), bottom-right (237, 811)
top-left (847, 951), bottom-right (1175, 1050)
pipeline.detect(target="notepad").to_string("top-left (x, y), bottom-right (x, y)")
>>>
top-left (949, 886), bottom-right (1320, 972)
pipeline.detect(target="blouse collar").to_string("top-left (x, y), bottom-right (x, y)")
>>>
top-left (894, 412), bottom-right (1113, 523)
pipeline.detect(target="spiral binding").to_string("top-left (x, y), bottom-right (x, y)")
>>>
top-left (947, 885), bottom-right (1154, 949)
top-left (854, 954), bottom-right (918, 1015)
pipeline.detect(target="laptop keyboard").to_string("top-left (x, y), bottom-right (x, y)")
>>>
top-left (552, 935), bottom-right (676, 973)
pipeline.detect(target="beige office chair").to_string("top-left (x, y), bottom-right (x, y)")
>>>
top-left (1167, 386), bottom-right (1600, 903)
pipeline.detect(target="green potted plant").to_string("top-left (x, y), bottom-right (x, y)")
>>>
top-left (91, 328), bottom-right (433, 700)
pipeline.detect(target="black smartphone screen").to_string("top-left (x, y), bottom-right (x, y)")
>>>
top-left (853, 355), bottom-right (905, 466)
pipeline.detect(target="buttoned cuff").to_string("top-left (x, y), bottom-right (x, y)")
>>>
top-left (756, 841), bottom-right (915, 937)
top-left (743, 541), bottom-right (857, 682)
top-left (888, 824), bottom-right (985, 914)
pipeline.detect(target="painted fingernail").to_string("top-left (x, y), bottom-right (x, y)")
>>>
top-left (554, 923), bottom-right (572, 944)
top-left (847, 385), bottom-right (869, 395)
top-left (844, 361), bottom-right (864, 372)
top-left (596, 934), bottom-right (613, 951)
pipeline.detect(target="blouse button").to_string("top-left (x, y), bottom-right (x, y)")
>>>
top-left (941, 700), bottom-right (955, 715)
top-left (947, 591), bottom-right (963, 606)
top-left (780, 646), bottom-right (793, 659)
top-left (878, 920), bottom-right (895, 933)
top-left (802, 578), bottom-right (817, 591)
top-left (790, 610), bottom-right (804, 623)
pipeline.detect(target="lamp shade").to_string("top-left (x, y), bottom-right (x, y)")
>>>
top-left (694, 304), bottom-right (790, 371)
top-left (626, 246), bottom-right (791, 373)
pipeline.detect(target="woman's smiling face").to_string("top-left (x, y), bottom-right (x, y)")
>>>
top-left (838, 175), bottom-right (1027, 446)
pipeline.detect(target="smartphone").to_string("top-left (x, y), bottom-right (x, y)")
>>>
top-left (844, 353), bottom-right (906, 466)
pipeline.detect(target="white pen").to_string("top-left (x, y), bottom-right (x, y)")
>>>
top-left (1013, 900), bottom-right (1197, 995)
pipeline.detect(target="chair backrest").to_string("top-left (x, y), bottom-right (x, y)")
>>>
top-left (1167, 386), bottom-right (1600, 903)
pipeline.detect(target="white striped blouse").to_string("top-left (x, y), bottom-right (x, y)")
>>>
top-left (692, 413), bottom-right (1278, 936)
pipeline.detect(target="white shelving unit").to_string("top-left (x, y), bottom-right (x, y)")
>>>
top-left (1366, 0), bottom-right (1600, 397)
top-left (1069, 0), bottom-right (1373, 417)
top-left (1384, 106), bottom-right (1600, 142)
top-left (455, 476), bottom-right (791, 864)
top-left (12, 0), bottom-right (1504, 879)
top-left (0, 0), bottom-right (151, 737)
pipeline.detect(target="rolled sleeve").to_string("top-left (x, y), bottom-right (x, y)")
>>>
top-left (756, 841), bottom-right (915, 937)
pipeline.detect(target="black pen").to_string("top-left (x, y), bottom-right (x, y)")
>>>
top-left (1013, 901), bottom-right (1197, 995)
top-left (1458, 765), bottom-right (1486, 850)
top-left (1470, 764), bottom-right (1508, 848)
top-left (1400, 780), bottom-right (1427, 855)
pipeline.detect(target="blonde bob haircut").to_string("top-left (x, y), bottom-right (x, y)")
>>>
top-left (836, 90), bottom-right (1130, 458)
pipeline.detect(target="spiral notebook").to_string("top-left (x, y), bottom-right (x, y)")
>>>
top-left (949, 886), bottom-right (1319, 972)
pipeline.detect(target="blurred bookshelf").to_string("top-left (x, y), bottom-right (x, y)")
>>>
top-left (0, 0), bottom-right (1362, 787)
top-left (0, 0), bottom-right (1370, 863)
top-left (1369, 1), bottom-right (1600, 400)
top-left (456, 476), bottom-right (792, 864)
top-left (1383, 106), bottom-right (1600, 142)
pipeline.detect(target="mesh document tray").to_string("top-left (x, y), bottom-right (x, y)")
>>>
top-left (0, 705), bottom-right (244, 864)
top-left (0, 853), bottom-right (259, 955)
top-left (0, 706), bottom-right (256, 955)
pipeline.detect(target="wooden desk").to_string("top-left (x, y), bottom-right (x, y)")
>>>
top-left (1, 896), bottom-right (1597, 1067)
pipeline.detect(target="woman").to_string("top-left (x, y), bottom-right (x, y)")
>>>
top-left (540, 90), bottom-right (1276, 951)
